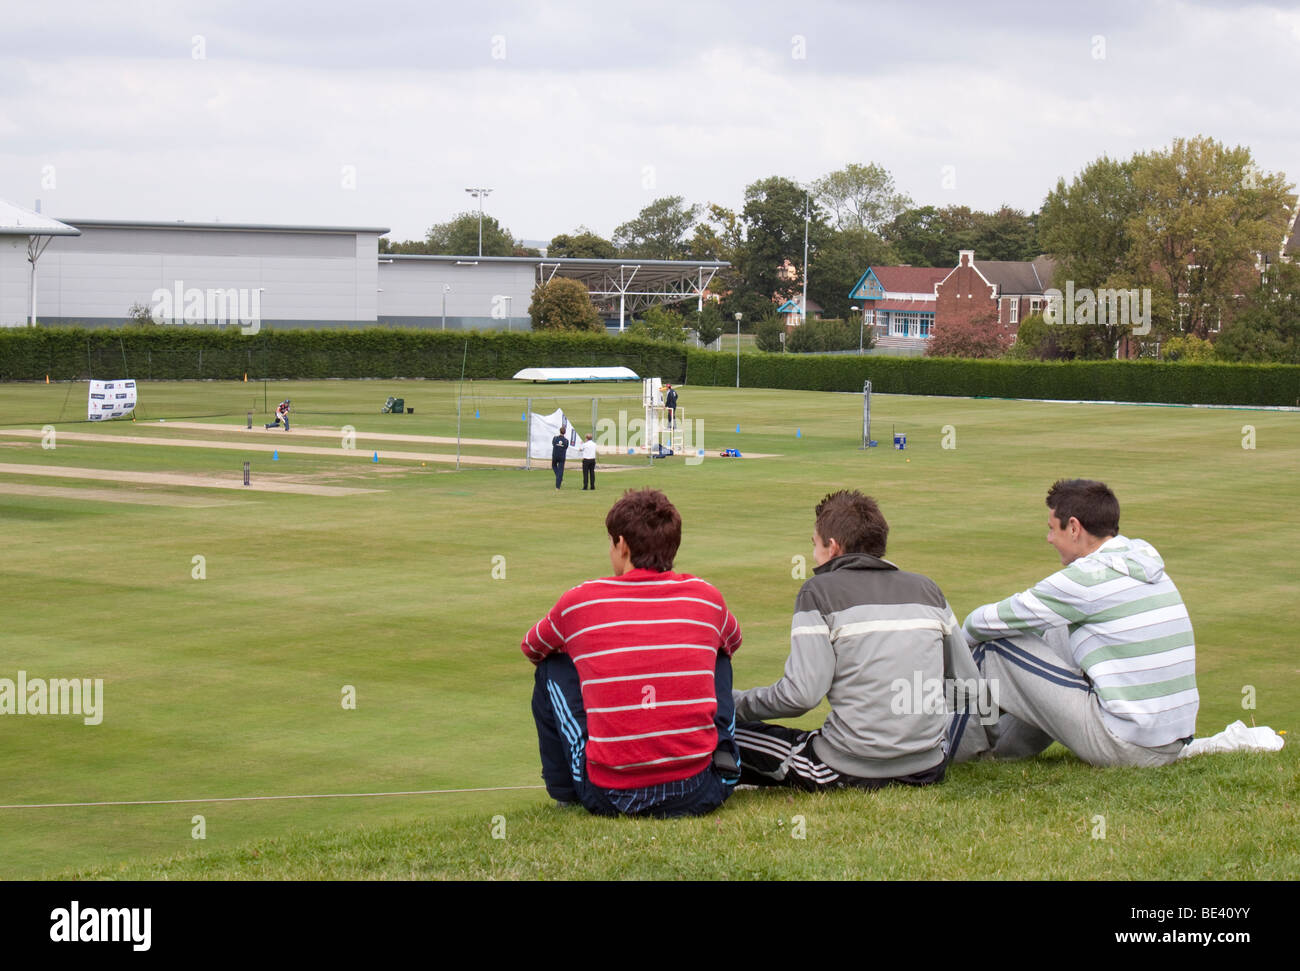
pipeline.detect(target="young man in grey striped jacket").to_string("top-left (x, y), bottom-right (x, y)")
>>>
top-left (948, 479), bottom-right (1198, 767)
top-left (733, 490), bottom-right (984, 790)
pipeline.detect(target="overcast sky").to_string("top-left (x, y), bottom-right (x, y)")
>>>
top-left (2, 0), bottom-right (1297, 244)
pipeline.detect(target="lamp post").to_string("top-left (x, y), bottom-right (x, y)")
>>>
top-left (442, 284), bottom-right (451, 330)
top-left (464, 187), bottom-right (493, 256)
top-left (734, 312), bottom-right (742, 388)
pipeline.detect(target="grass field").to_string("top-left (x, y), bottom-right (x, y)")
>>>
top-left (1, 378), bottom-right (1296, 880)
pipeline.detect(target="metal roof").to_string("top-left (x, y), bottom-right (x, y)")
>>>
top-left (59, 218), bottom-right (390, 234)
top-left (0, 199), bottom-right (81, 237)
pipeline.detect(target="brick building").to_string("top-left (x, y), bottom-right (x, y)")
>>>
top-left (933, 250), bottom-right (1057, 343)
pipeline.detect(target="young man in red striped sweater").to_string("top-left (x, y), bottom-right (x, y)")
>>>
top-left (522, 488), bottom-right (742, 817)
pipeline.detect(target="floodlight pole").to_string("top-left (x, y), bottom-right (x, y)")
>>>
top-left (734, 312), bottom-right (742, 388)
top-left (801, 187), bottom-right (810, 328)
top-left (442, 284), bottom-right (451, 330)
top-left (465, 187), bottom-right (493, 256)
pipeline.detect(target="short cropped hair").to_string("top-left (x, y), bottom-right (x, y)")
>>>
top-left (606, 488), bottom-right (682, 572)
top-left (1045, 479), bottom-right (1119, 538)
top-left (814, 490), bottom-right (888, 557)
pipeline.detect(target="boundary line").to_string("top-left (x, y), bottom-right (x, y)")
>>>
top-left (0, 784), bottom-right (546, 810)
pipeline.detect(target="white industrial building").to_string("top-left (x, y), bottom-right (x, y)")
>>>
top-left (0, 206), bottom-right (726, 331)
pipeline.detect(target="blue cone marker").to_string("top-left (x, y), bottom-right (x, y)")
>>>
top-left (372, 451), bottom-right (379, 463)
top-left (272, 450), bottom-right (279, 461)
top-left (796, 429), bottom-right (801, 438)
top-left (736, 424), bottom-right (740, 433)
top-left (475, 409), bottom-right (480, 418)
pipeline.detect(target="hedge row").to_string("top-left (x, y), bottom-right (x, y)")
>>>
top-left (0, 328), bottom-right (688, 384)
top-left (685, 349), bottom-right (1300, 407)
top-left (2, 328), bottom-right (1295, 406)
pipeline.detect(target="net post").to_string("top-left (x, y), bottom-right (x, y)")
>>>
top-left (860, 379), bottom-right (872, 450)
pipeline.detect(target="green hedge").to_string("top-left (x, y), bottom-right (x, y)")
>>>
top-left (3, 328), bottom-right (1295, 406)
top-left (0, 328), bottom-right (688, 384)
top-left (684, 349), bottom-right (1300, 407)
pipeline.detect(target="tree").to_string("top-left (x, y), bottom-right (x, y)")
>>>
top-left (1039, 155), bottom-right (1140, 290)
top-left (970, 206), bottom-right (1039, 262)
top-left (528, 278), bottom-right (603, 332)
top-left (426, 211), bottom-right (517, 257)
top-left (881, 204), bottom-right (1034, 267)
top-left (548, 227), bottom-right (617, 260)
top-left (787, 317), bottom-right (858, 353)
top-left (812, 162), bottom-right (912, 233)
top-left (753, 315), bottom-right (786, 352)
top-left (1127, 136), bottom-right (1294, 338)
top-left (127, 301), bottom-right (158, 326)
top-left (686, 203), bottom-right (747, 319)
top-left (691, 303), bottom-right (725, 346)
top-left (379, 236), bottom-right (435, 255)
top-left (809, 225), bottom-right (896, 321)
top-left (926, 312), bottom-right (1009, 358)
top-left (882, 206), bottom-right (948, 267)
top-left (1004, 313), bottom-right (1051, 360)
top-left (740, 176), bottom-right (828, 308)
top-left (613, 196), bottom-right (700, 260)
top-left (1162, 335), bottom-right (1217, 362)
top-left (1214, 260), bottom-right (1300, 363)
top-left (626, 305), bottom-right (688, 344)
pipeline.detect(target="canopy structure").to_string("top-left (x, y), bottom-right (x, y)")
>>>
top-left (513, 366), bottom-right (639, 383)
top-left (0, 199), bottom-right (81, 325)
top-left (536, 257), bottom-right (727, 330)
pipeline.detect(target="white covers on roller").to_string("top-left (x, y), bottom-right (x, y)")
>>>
top-left (513, 366), bottom-right (638, 382)
top-left (527, 408), bottom-right (584, 460)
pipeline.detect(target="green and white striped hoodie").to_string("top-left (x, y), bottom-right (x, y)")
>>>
top-left (962, 535), bottom-right (1198, 747)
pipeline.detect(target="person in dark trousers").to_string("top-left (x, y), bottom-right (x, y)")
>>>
top-left (664, 384), bottom-right (678, 428)
top-left (265, 399), bottom-right (291, 431)
top-left (581, 434), bottom-right (597, 490)
top-left (551, 425), bottom-right (570, 489)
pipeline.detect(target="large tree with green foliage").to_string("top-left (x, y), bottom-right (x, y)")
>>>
top-left (1214, 260), bottom-right (1300, 362)
top-left (740, 175), bottom-right (827, 308)
top-left (528, 278), bottom-right (603, 332)
top-left (426, 211), bottom-right (517, 257)
top-left (812, 162), bottom-right (912, 233)
top-left (1128, 136), bottom-right (1293, 338)
top-left (547, 227), bottom-right (617, 260)
top-left (809, 225), bottom-right (896, 320)
top-left (1039, 155), bottom-right (1139, 289)
top-left (613, 196), bottom-right (700, 260)
top-left (626, 305), bottom-right (689, 344)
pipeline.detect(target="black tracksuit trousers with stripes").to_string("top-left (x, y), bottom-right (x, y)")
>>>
top-left (736, 721), bottom-right (945, 791)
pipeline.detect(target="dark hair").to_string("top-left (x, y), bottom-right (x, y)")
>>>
top-left (1045, 479), bottom-right (1119, 537)
top-left (606, 488), bottom-right (681, 572)
top-left (814, 490), bottom-right (888, 557)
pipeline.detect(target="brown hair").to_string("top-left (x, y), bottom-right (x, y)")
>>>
top-left (1045, 479), bottom-right (1119, 537)
top-left (606, 488), bottom-right (682, 572)
top-left (814, 490), bottom-right (888, 557)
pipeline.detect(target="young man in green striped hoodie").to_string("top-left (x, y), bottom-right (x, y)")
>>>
top-left (948, 479), bottom-right (1198, 767)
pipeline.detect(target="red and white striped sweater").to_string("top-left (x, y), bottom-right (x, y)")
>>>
top-left (522, 568), bottom-right (742, 789)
